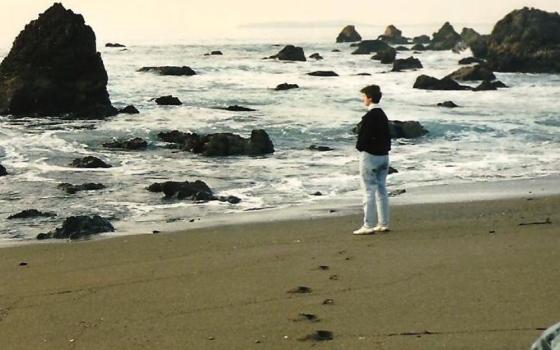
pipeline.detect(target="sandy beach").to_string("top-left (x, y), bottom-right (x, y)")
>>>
top-left (1, 194), bottom-right (559, 349)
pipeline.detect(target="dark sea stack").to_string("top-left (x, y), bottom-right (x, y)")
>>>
top-left (103, 137), bottom-right (148, 150)
top-left (429, 22), bottom-right (463, 50)
top-left (460, 28), bottom-right (481, 47)
top-left (413, 75), bottom-right (471, 90)
top-left (0, 164), bottom-right (7, 176)
top-left (438, 101), bottom-right (459, 108)
top-left (155, 95), bottom-right (182, 105)
top-left (70, 156), bottom-right (112, 168)
top-left (118, 105), bottom-right (139, 114)
top-left (307, 71), bottom-right (339, 77)
top-left (37, 215), bottom-right (114, 240)
top-left (351, 40), bottom-right (390, 55)
top-left (379, 25), bottom-right (408, 44)
top-left (0, 3), bottom-right (117, 119)
top-left (138, 66), bottom-right (196, 76)
top-left (309, 53), bottom-right (324, 60)
top-left (469, 35), bottom-right (490, 58)
top-left (58, 183), bottom-right (106, 194)
top-left (221, 105), bottom-right (256, 112)
top-left (484, 7), bottom-right (560, 73)
top-left (389, 121), bottom-right (429, 139)
top-left (413, 35), bottom-right (431, 44)
top-left (445, 65), bottom-right (496, 81)
top-left (270, 45), bottom-right (306, 62)
top-left (411, 44), bottom-right (427, 51)
top-left (459, 57), bottom-right (485, 65)
top-left (473, 80), bottom-right (508, 91)
top-left (371, 47), bottom-right (396, 64)
top-left (8, 209), bottom-right (56, 220)
top-left (392, 57), bottom-right (423, 71)
top-left (105, 42), bottom-right (125, 48)
top-left (275, 83), bottom-right (299, 91)
top-left (336, 25), bottom-right (362, 43)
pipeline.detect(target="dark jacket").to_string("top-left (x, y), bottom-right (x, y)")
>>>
top-left (356, 107), bottom-right (391, 155)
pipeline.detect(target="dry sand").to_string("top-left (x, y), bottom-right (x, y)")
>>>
top-left (1, 195), bottom-right (559, 349)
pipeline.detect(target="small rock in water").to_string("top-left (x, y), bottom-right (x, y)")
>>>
top-left (103, 137), bottom-right (148, 150)
top-left (309, 53), bottom-right (323, 60)
top-left (105, 42), bottom-right (126, 48)
top-left (220, 105), bottom-right (256, 112)
top-left (275, 83), bottom-right (299, 91)
top-left (0, 164), bottom-right (7, 176)
top-left (138, 66), bottom-right (196, 76)
top-left (8, 209), bottom-right (57, 220)
top-left (388, 167), bottom-right (399, 174)
top-left (37, 215), bottom-right (115, 240)
top-left (312, 192), bottom-right (323, 196)
top-left (155, 95), bottom-right (182, 105)
top-left (70, 156), bottom-right (112, 168)
top-left (307, 71), bottom-right (339, 77)
top-left (438, 101), bottom-right (459, 108)
top-left (269, 45), bottom-right (306, 61)
top-left (309, 145), bottom-right (334, 152)
top-left (118, 105), bottom-right (139, 114)
top-left (58, 183), bottom-right (106, 194)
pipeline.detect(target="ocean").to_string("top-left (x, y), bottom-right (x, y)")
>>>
top-left (1, 29), bottom-right (559, 242)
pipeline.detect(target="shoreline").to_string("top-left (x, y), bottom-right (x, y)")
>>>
top-left (0, 194), bottom-right (558, 349)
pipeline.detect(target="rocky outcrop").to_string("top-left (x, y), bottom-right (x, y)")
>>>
top-left (0, 3), bottom-right (117, 118)
top-left (392, 57), bottom-right (423, 71)
top-left (411, 44), bottom-right (427, 51)
top-left (309, 53), bottom-right (324, 60)
top-left (155, 95), bottom-right (182, 105)
top-left (336, 25), bottom-right (362, 43)
top-left (389, 121), bottom-right (428, 139)
top-left (351, 40), bottom-right (391, 55)
top-left (0, 164), bottom-right (6, 176)
top-left (459, 57), bottom-right (485, 65)
top-left (118, 105), bottom-right (139, 114)
top-left (70, 156), bottom-right (112, 168)
top-left (413, 35), bottom-right (431, 44)
top-left (413, 75), bottom-right (471, 90)
top-left (270, 45), bottom-right (306, 61)
top-left (473, 80), bottom-right (507, 91)
top-left (445, 65), bottom-right (496, 81)
top-left (469, 35), bottom-right (490, 58)
top-left (105, 43), bottom-right (125, 48)
top-left (460, 28), bottom-right (481, 47)
top-left (307, 71), bottom-right (339, 77)
top-left (372, 47), bottom-right (396, 64)
top-left (8, 209), bottom-right (56, 220)
top-left (36, 215), bottom-right (114, 240)
top-left (219, 105), bottom-right (256, 112)
top-left (483, 7), bottom-right (560, 73)
top-left (103, 137), bottom-right (148, 150)
top-left (138, 66), bottom-right (196, 76)
top-left (379, 25), bottom-right (408, 44)
top-left (275, 83), bottom-right (299, 91)
top-left (147, 180), bottom-right (241, 204)
top-left (428, 22), bottom-right (463, 50)
top-left (438, 101), bottom-right (459, 108)
top-left (158, 129), bottom-right (274, 157)
top-left (58, 183), bottom-right (106, 194)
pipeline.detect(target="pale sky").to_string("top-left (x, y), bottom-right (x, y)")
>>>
top-left (1, 0), bottom-right (559, 47)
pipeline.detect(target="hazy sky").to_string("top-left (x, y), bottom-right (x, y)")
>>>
top-left (1, 0), bottom-right (559, 47)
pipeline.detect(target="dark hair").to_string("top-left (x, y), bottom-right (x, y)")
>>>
top-left (360, 85), bottom-right (382, 103)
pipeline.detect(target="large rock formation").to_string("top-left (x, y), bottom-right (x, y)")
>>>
top-left (158, 129), bottom-right (274, 157)
top-left (0, 3), bottom-right (116, 118)
top-left (445, 65), bottom-right (496, 81)
top-left (351, 40), bottom-right (391, 55)
top-left (460, 28), bottom-right (482, 47)
top-left (37, 215), bottom-right (114, 240)
top-left (379, 25), bottom-right (408, 44)
top-left (428, 22), bottom-right (463, 50)
top-left (270, 45), bottom-right (306, 62)
top-left (482, 7), bottom-right (560, 73)
top-left (336, 25), bottom-right (362, 43)
top-left (413, 75), bottom-right (471, 90)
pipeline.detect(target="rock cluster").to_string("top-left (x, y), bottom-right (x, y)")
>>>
top-left (147, 180), bottom-right (241, 203)
top-left (37, 215), bottom-right (114, 240)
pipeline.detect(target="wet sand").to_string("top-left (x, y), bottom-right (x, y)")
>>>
top-left (1, 195), bottom-right (559, 349)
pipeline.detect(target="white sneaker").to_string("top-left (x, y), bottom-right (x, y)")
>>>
top-left (353, 226), bottom-right (376, 235)
top-left (373, 225), bottom-right (390, 232)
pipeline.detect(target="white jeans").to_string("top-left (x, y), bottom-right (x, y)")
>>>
top-left (359, 152), bottom-right (390, 227)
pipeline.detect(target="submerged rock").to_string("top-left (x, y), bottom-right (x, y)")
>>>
top-left (138, 66), bottom-right (196, 76)
top-left (0, 164), bottom-right (7, 176)
top-left (147, 180), bottom-right (241, 204)
top-left (158, 129), bottom-right (274, 156)
top-left (118, 105), bottom-right (140, 114)
top-left (219, 105), bottom-right (256, 112)
top-left (413, 35), bottom-right (431, 44)
top-left (37, 215), bottom-right (114, 240)
top-left (351, 40), bottom-right (391, 55)
top-left (155, 95), bottom-right (182, 105)
top-left (438, 101), bottom-right (459, 108)
top-left (445, 65), bottom-right (496, 81)
top-left (275, 83), bottom-right (299, 91)
top-left (392, 57), bottom-right (423, 71)
top-left (205, 50), bottom-right (223, 56)
top-left (372, 47), bottom-right (396, 64)
top-left (307, 71), bottom-right (339, 77)
top-left (70, 156), bottom-right (112, 168)
top-left (103, 137), bottom-right (148, 150)
top-left (484, 7), bottom-right (560, 73)
top-left (270, 45), bottom-right (306, 61)
top-left (8, 209), bottom-right (56, 220)
top-left (413, 75), bottom-right (471, 90)
top-left (309, 145), bottom-right (334, 152)
top-left (0, 3), bottom-right (117, 118)
top-left (473, 80), bottom-right (508, 91)
top-left (309, 53), bottom-right (324, 60)
top-left (336, 25), bottom-right (362, 43)
top-left (429, 22), bottom-right (463, 50)
top-left (58, 183), bottom-right (106, 194)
